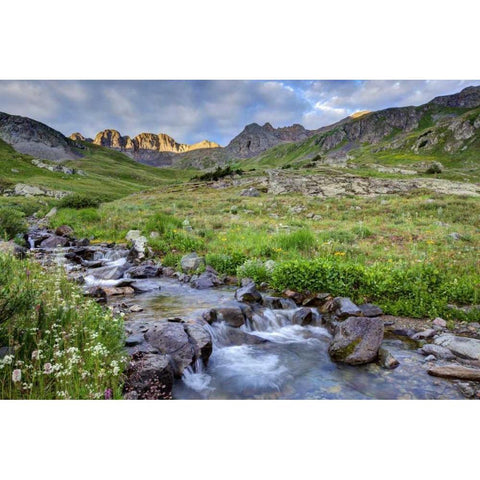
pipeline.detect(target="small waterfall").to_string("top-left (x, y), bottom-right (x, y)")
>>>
top-left (182, 358), bottom-right (213, 395)
top-left (28, 236), bottom-right (35, 249)
top-left (245, 309), bottom-right (291, 332)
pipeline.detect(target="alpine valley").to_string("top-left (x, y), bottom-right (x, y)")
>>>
top-left (1, 83), bottom-right (480, 400)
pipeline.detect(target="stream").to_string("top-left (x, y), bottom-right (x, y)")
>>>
top-left (34, 239), bottom-right (464, 400)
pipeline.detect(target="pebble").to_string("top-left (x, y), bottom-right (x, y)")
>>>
top-left (433, 317), bottom-right (447, 328)
top-left (424, 355), bottom-right (436, 362)
top-left (129, 304), bottom-right (144, 312)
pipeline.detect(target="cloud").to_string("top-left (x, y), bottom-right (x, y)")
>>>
top-left (0, 79), bottom-right (479, 145)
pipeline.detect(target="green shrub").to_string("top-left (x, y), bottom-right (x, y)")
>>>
top-left (0, 207), bottom-right (28, 240)
top-left (58, 194), bottom-right (106, 209)
top-left (206, 252), bottom-right (247, 275)
top-left (237, 259), bottom-right (271, 284)
top-left (271, 257), bottom-right (480, 321)
top-left (191, 165), bottom-right (244, 182)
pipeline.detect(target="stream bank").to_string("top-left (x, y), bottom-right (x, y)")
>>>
top-left (24, 224), bottom-right (480, 400)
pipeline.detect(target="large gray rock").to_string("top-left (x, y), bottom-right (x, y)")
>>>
top-left (421, 343), bottom-right (456, 360)
top-left (184, 323), bottom-right (213, 364)
top-left (180, 252), bottom-right (205, 273)
top-left (292, 307), bottom-right (314, 326)
top-left (144, 322), bottom-right (194, 376)
top-left (125, 353), bottom-right (174, 400)
top-left (190, 270), bottom-right (221, 289)
top-left (332, 297), bottom-right (362, 319)
top-left (126, 261), bottom-right (161, 278)
top-left (39, 235), bottom-right (69, 248)
top-left (126, 233), bottom-right (148, 263)
top-left (434, 334), bottom-right (480, 361)
top-left (328, 316), bottom-right (384, 365)
top-left (235, 282), bottom-right (262, 303)
top-left (359, 303), bottom-right (384, 317)
top-left (214, 307), bottom-right (246, 328)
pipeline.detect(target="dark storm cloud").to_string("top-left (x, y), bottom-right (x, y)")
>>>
top-left (0, 80), bottom-right (478, 146)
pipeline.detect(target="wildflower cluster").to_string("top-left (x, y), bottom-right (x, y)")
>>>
top-left (0, 254), bottom-right (127, 399)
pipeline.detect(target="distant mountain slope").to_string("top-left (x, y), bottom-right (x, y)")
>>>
top-left (243, 85), bottom-right (480, 169)
top-left (224, 122), bottom-right (314, 158)
top-left (0, 112), bottom-right (81, 161)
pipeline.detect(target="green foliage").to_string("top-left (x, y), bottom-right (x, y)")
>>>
top-left (425, 162), bottom-right (443, 174)
top-left (162, 252), bottom-right (181, 268)
top-left (275, 228), bottom-right (316, 253)
top-left (0, 255), bottom-right (126, 399)
top-left (271, 257), bottom-right (480, 321)
top-left (58, 193), bottom-right (106, 209)
top-left (205, 252), bottom-right (247, 275)
top-left (237, 259), bottom-right (271, 284)
top-left (0, 207), bottom-right (28, 240)
top-left (0, 177), bottom-right (14, 193)
top-left (145, 212), bottom-right (183, 234)
top-left (191, 165), bottom-right (244, 182)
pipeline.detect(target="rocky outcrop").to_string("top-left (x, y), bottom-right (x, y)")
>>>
top-left (31, 159), bottom-right (85, 176)
top-left (0, 111), bottom-right (79, 161)
top-left (92, 129), bottom-right (220, 164)
top-left (2, 183), bottom-right (70, 199)
top-left (266, 171), bottom-right (480, 198)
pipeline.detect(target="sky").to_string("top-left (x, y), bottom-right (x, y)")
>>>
top-left (0, 80), bottom-right (479, 147)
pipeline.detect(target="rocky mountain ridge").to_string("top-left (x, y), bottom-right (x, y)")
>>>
top-left (0, 112), bottom-right (80, 161)
top-left (92, 129), bottom-right (220, 154)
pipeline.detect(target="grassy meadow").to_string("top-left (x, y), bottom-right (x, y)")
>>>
top-left (48, 180), bottom-right (480, 322)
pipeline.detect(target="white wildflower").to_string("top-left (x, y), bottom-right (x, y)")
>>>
top-left (12, 369), bottom-right (22, 383)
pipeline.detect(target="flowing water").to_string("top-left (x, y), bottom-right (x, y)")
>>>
top-left (33, 240), bottom-right (464, 400)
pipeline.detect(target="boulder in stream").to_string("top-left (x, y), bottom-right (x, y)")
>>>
top-left (420, 343), bottom-right (456, 360)
top-left (235, 282), bottom-right (262, 303)
top-left (434, 334), bottom-right (480, 361)
top-left (328, 316), bottom-right (384, 365)
top-left (214, 306), bottom-right (246, 328)
top-left (145, 322), bottom-right (195, 377)
top-left (332, 297), bottom-right (362, 319)
top-left (39, 235), bottom-right (69, 249)
top-left (126, 261), bottom-right (161, 278)
top-left (184, 323), bottom-right (213, 364)
top-left (292, 307), bottom-right (314, 326)
top-left (378, 346), bottom-right (400, 369)
top-left (359, 303), bottom-right (384, 317)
